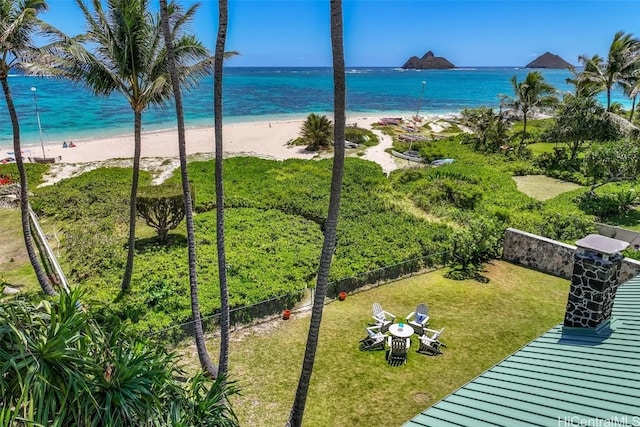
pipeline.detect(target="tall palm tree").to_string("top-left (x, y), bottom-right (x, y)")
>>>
top-left (565, 65), bottom-right (602, 99)
top-left (158, 0), bottom-right (217, 378)
top-left (579, 31), bottom-right (640, 111)
top-left (0, 0), bottom-right (56, 295)
top-left (55, 0), bottom-right (212, 293)
top-left (622, 73), bottom-right (640, 123)
top-left (213, 0), bottom-right (232, 377)
top-left (504, 71), bottom-right (557, 148)
top-left (287, 0), bottom-right (346, 425)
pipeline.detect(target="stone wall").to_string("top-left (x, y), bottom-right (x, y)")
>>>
top-left (502, 228), bottom-right (576, 279)
top-left (503, 228), bottom-right (640, 282)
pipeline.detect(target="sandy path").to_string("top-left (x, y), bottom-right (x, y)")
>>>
top-left (362, 128), bottom-right (400, 175)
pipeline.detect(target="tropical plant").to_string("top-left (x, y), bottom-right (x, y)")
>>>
top-left (287, 1), bottom-right (346, 425)
top-left (621, 72), bottom-right (640, 123)
top-left (565, 65), bottom-right (602, 98)
top-left (168, 372), bottom-right (239, 427)
top-left (578, 31), bottom-right (640, 111)
top-left (0, 290), bottom-right (240, 426)
top-left (299, 113), bottom-right (334, 151)
top-left (0, 0), bottom-right (56, 295)
top-left (52, 0), bottom-right (212, 293)
top-left (137, 182), bottom-right (190, 243)
top-left (461, 106), bottom-right (510, 152)
top-left (460, 106), bottom-right (494, 149)
top-left (448, 216), bottom-right (502, 276)
top-left (502, 71), bottom-right (558, 150)
top-left (583, 140), bottom-right (640, 193)
top-left (550, 96), bottom-right (621, 160)
top-left (158, 0), bottom-right (217, 377)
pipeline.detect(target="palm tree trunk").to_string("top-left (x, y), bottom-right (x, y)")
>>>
top-left (214, 0), bottom-right (231, 377)
top-left (630, 95), bottom-right (637, 123)
top-left (521, 111), bottom-right (527, 147)
top-left (120, 110), bottom-right (142, 293)
top-left (1, 77), bottom-right (55, 296)
top-left (287, 1), bottom-right (345, 425)
top-left (607, 88), bottom-right (611, 111)
top-left (159, 0), bottom-right (218, 378)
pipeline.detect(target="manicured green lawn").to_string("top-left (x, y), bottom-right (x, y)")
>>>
top-left (512, 174), bottom-right (583, 201)
top-left (180, 260), bottom-right (569, 426)
top-left (526, 141), bottom-right (559, 156)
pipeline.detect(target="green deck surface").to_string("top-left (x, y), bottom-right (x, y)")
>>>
top-left (404, 274), bottom-right (640, 427)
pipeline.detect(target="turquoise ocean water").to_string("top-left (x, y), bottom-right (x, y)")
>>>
top-left (0, 67), bottom-right (629, 150)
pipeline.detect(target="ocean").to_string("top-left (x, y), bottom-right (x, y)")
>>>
top-left (0, 67), bottom-right (628, 150)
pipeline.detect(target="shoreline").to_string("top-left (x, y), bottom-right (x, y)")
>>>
top-left (1, 112), bottom-right (461, 185)
top-left (6, 112), bottom-right (459, 165)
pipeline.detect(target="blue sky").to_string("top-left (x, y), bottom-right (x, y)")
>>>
top-left (42, 0), bottom-right (639, 67)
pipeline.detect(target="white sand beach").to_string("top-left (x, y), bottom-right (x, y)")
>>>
top-left (16, 113), bottom-right (458, 185)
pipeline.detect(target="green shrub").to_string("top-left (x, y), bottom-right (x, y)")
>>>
top-left (0, 163), bottom-right (49, 187)
top-left (345, 126), bottom-right (379, 147)
top-left (32, 167), bottom-right (150, 222)
top-left (623, 247), bottom-right (640, 260)
top-left (418, 144), bottom-right (446, 163)
top-left (576, 187), bottom-right (639, 218)
top-left (137, 182), bottom-right (191, 243)
top-left (0, 291), bottom-right (240, 426)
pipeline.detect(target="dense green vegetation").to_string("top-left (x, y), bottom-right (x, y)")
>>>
top-left (4, 31), bottom-right (640, 352)
top-left (21, 135), bottom-right (632, 333)
top-left (29, 157), bottom-right (452, 332)
top-left (0, 291), bottom-right (239, 426)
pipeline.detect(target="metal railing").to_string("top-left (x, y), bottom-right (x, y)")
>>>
top-left (148, 251), bottom-right (450, 345)
top-left (327, 251), bottom-right (449, 297)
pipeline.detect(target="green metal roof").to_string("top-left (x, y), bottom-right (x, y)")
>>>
top-left (404, 274), bottom-right (640, 427)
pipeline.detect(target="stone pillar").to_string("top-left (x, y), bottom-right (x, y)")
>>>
top-left (564, 234), bottom-right (629, 328)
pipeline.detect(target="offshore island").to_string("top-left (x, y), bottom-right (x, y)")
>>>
top-left (402, 50), bottom-right (573, 69)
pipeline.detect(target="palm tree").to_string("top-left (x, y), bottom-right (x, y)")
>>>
top-left (579, 31), bottom-right (640, 111)
top-left (504, 71), bottom-right (557, 148)
top-left (300, 113), bottom-right (334, 150)
top-left (0, 0), bottom-right (56, 296)
top-left (621, 74), bottom-right (640, 123)
top-left (565, 65), bottom-right (602, 98)
top-left (213, 0), bottom-right (231, 378)
top-left (54, 0), bottom-right (212, 293)
top-left (287, 0), bottom-right (346, 425)
top-left (158, 0), bottom-right (217, 377)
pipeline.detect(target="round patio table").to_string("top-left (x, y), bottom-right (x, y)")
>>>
top-left (388, 323), bottom-right (413, 338)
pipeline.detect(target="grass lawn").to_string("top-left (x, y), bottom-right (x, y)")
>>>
top-left (179, 260), bottom-right (569, 426)
top-left (527, 142), bottom-right (558, 156)
top-left (512, 175), bottom-right (583, 201)
top-left (0, 209), bottom-right (37, 290)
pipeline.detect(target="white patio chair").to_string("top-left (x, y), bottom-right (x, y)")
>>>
top-left (359, 325), bottom-right (387, 351)
top-left (371, 302), bottom-right (395, 333)
top-left (386, 336), bottom-right (410, 366)
top-left (417, 327), bottom-right (445, 355)
top-left (406, 303), bottom-right (430, 335)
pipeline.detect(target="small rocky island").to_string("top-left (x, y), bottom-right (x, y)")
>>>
top-left (402, 51), bottom-right (455, 69)
top-left (525, 52), bottom-right (573, 69)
